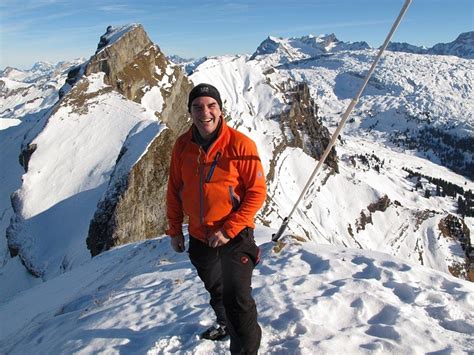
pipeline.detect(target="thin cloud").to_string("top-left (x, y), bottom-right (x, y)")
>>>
top-left (1, 11), bottom-right (80, 36)
top-left (98, 4), bottom-right (141, 14)
top-left (273, 19), bottom-right (395, 36)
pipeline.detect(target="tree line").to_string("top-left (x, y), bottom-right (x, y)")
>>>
top-left (404, 167), bottom-right (473, 217)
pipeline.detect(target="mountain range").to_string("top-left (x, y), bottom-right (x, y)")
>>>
top-left (0, 24), bottom-right (473, 353)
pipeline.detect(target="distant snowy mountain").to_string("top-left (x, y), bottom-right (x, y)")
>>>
top-left (0, 25), bottom-right (473, 354)
top-left (386, 42), bottom-right (428, 55)
top-left (250, 33), bottom-right (370, 66)
top-left (429, 31), bottom-right (474, 59)
top-left (189, 47), bottom-right (473, 281)
top-left (387, 31), bottom-right (474, 59)
top-left (0, 58), bottom-right (86, 120)
top-left (167, 55), bottom-right (208, 76)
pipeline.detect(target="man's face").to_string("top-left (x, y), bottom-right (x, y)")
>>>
top-left (190, 96), bottom-right (222, 139)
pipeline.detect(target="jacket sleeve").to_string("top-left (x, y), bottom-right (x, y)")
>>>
top-left (222, 139), bottom-right (267, 238)
top-left (166, 141), bottom-right (184, 236)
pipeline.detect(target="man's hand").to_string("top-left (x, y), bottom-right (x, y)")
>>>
top-left (208, 230), bottom-right (230, 248)
top-left (170, 233), bottom-right (185, 253)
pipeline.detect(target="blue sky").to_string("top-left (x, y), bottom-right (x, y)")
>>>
top-left (1, 0), bottom-right (473, 70)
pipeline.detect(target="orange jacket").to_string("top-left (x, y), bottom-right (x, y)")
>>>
top-left (166, 119), bottom-right (266, 242)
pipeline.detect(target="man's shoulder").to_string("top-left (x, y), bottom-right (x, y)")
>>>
top-left (175, 129), bottom-right (192, 145)
top-left (227, 125), bottom-right (257, 149)
top-left (171, 129), bottom-right (192, 157)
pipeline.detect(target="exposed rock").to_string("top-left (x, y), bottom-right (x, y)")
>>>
top-left (438, 214), bottom-right (473, 281)
top-left (356, 195), bottom-right (392, 232)
top-left (18, 143), bottom-right (37, 172)
top-left (86, 51), bottom-right (193, 256)
top-left (259, 82), bottom-right (338, 226)
top-left (368, 195), bottom-right (390, 213)
top-left (85, 24), bottom-right (164, 104)
top-left (280, 82), bottom-right (338, 172)
top-left (58, 63), bottom-right (87, 99)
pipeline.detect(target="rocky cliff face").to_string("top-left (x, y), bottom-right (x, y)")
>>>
top-left (87, 74), bottom-right (192, 256)
top-left (279, 82), bottom-right (338, 173)
top-left (438, 214), bottom-right (473, 281)
top-left (85, 26), bottom-right (193, 256)
top-left (85, 24), bottom-right (165, 103)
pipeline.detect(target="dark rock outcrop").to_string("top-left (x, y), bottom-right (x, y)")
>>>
top-left (18, 143), bottom-right (37, 172)
top-left (438, 214), bottom-right (473, 281)
top-left (260, 82), bottom-right (338, 225)
top-left (280, 82), bottom-right (338, 172)
top-left (356, 195), bottom-right (392, 232)
top-left (58, 64), bottom-right (86, 99)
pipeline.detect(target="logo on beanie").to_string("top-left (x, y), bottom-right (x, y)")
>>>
top-left (188, 83), bottom-right (222, 112)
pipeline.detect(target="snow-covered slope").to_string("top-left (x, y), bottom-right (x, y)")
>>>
top-left (7, 72), bottom-right (159, 279)
top-left (0, 228), bottom-right (472, 354)
top-left (1, 59), bottom-right (87, 294)
top-left (1, 24), bottom-right (190, 301)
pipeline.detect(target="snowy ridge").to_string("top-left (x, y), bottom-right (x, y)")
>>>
top-left (96, 24), bottom-right (141, 54)
top-left (0, 228), bottom-right (473, 353)
top-left (250, 34), bottom-right (370, 66)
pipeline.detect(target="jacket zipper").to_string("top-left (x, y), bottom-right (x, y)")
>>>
top-left (205, 152), bottom-right (221, 183)
top-left (198, 147), bottom-right (205, 225)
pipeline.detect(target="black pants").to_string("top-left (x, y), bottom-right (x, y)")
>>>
top-left (189, 228), bottom-right (261, 354)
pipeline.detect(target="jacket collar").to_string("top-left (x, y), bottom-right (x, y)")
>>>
top-left (190, 117), bottom-right (227, 152)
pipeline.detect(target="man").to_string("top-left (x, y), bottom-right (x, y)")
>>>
top-left (166, 83), bottom-right (266, 354)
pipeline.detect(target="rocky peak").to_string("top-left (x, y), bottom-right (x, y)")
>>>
top-left (250, 34), bottom-right (370, 66)
top-left (84, 24), bottom-right (158, 102)
top-left (83, 25), bottom-right (194, 256)
top-left (250, 36), bottom-right (282, 59)
top-left (280, 82), bottom-right (338, 172)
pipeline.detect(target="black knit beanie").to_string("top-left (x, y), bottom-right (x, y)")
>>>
top-left (188, 83), bottom-right (222, 112)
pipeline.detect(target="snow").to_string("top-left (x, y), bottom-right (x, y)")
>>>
top-left (0, 118), bottom-right (21, 129)
top-left (6, 89), bottom-right (159, 281)
top-left (97, 24), bottom-right (141, 54)
top-left (141, 86), bottom-right (164, 113)
top-left (0, 77), bottom-right (31, 91)
top-left (186, 43), bottom-right (473, 279)
top-left (0, 227), bottom-right (472, 354)
top-left (84, 72), bottom-right (109, 94)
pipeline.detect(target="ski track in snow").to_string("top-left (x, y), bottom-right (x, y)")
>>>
top-left (0, 227), bottom-right (473, 354)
